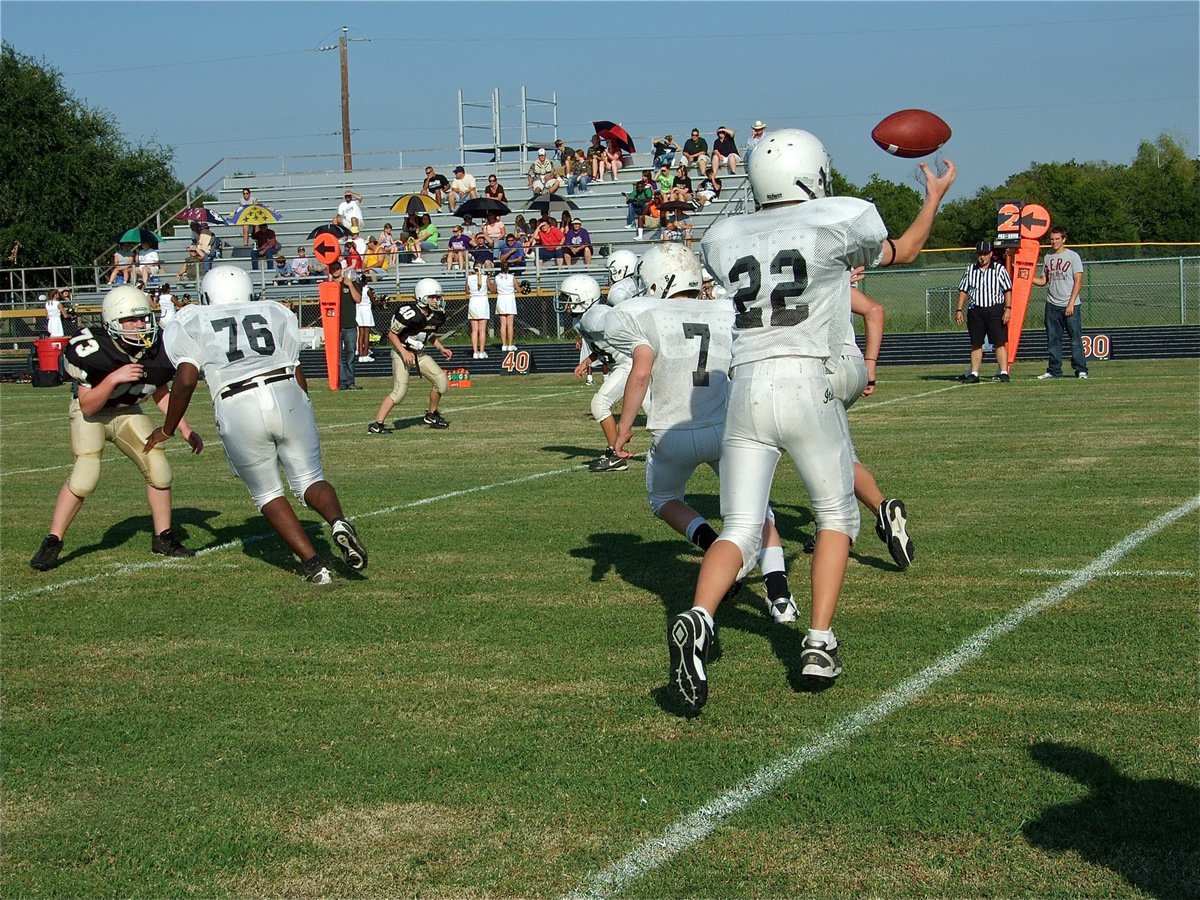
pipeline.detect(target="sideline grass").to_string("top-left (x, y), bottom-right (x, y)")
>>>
top-left (2, 360), bottom-right (1197, 897)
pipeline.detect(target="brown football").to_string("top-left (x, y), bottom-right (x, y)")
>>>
top-left (871, 109), bottom-right (952, 158)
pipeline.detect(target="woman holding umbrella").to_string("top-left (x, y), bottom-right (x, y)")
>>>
top-left (599, 139), bottom-right (626, 182)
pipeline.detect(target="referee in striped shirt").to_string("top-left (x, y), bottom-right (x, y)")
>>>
top-left (955, 240), bottom-right (1013, 383)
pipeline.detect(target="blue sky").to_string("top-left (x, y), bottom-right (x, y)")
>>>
top-left (3, 1), bottom-right (1197, 199)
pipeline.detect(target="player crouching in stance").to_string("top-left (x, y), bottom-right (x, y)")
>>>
top-left (367, 277), bottom-right (453, 433)
top-left (667, 129), bottom-right (955, 711)
top-left (30, 285), bottom-right (202, 572)
top-left (144, 266), bottom-right (367, 584)
top-left (607, 244), bottom-right (798, 626)
top-left (565, 253), bottom-right (650, 472)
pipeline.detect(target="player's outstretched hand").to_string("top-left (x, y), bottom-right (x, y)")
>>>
top-left (920, 158), bottom-right (957, 202)
top-left (185, 431), bottom-right (204, 454)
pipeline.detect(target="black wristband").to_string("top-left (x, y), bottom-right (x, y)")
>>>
top-left (866, 379), bottom-right (876, 387)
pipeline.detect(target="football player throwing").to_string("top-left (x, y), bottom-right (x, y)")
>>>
top-left (144, 265), bottom-right (367, 584)
top-left (673, 129), bottom-right (954, 709)
top-left (30, 285), bottom-right (203, 572)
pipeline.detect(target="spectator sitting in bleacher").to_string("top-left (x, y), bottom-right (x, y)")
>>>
top-left (449, 166), bottom-right (477, 211)
top-left (343, 237), bottom-right (364, 276)
top-left (533, 217), bottom-right (565, 266)
top-left (378, 223), bottom-right (399, 267)
top-left (567, 149), bottom-right (592, 195)
top-left (711, 125), bottom-right (740, 174)
top-left (682, 128), bottom-right (710, 176)
top-left (552, 139), bottom-right (575, 177)
top-left (655, 164), bottom-right (675, 195)
top-left (417, 214), bottom-right (439, 261)
top-left (363, 237), bottom-right (389, 281)
top-left (528, 149), bottom-right (561, 196)
top-left (176, 223), bottom-right (216, 280)
top-left (745, 119), bottom-right (767, 162)
top-left (662, 210), bottom-right (693, 249)
top-left (696, 171), bottom-right (722, 207)
top-left (446, 225), bottom-right (470, 271)
top-left (108, 246), bottom-right (133, 285)
top-left (643, 192), bottom-right (665, 237)
top-left (670, 164), bottom-right (693, 204)
top-left (135, 241), bottom-right (161, 283)
top-left (599, 139), bottom-right (626, 182)
top-left (485, 174), bottom-right (508, 202)
top-left (586, 134), bottom-right (605, 181)
top-left (250, 224), bottom-right (280, 271)
top-left (461, 214), bottom-right (480, 240)
top-left (291, 246), bottom-right (313, 284)
top-left (512, 214), bottom-right (532, 241)
top-left (498, 233), bottom-right (527, 272)
top-left (482, 213), bottom-right (507, 247)
top-left (625, 171), bottom-right (655, 239)
top-left (273, 255), bottom-right (295, 284)
top-left (559, 210), bottom-right (574, 235)
top-left (562, 219), bottom-right (593, 266)
top-left (422, 166), bottom-right (450, 209)
top-left (652, 134), bottom-right (680, 169)
top-left (469, 233), bottom-right (495, 271)
top-left (336, 189), bottom-right (365, 235)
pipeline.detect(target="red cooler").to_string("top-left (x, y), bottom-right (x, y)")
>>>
top-left (34, 337), bottom-right (67, 372)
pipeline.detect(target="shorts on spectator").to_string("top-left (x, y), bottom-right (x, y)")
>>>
top-left (538, 247), bottom-right (562, 262)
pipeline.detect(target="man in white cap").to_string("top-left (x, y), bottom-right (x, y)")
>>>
top-left (527, 149), bottom-right (559, 195)
top-left (745, 120), bottom-right (767, 162)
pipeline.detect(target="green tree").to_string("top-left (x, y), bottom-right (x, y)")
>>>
top-left (0, 43), bottom-right (183, 271)
top-left (1124, 134), bottom-right (1200, 243)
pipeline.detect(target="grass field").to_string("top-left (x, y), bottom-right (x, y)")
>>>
top-left (2, 359), bottom-right (1197, 898)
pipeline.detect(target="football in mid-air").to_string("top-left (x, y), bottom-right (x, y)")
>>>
top-left (871, 109), bottom-right (952, 158)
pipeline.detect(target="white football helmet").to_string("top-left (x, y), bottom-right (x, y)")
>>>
top-left (607, 249), bottom-right (639, 283)
top-left (101, 285), bottom-right (158, 348)
top-left (555, 274), bottom-right (602, 315)
top-left (415, 277), bottom-right (445, 312)
top-left (748, 128), bottom-right (832, 207)
top-left (200, 265), bottom-right (254, 306)
top-left (637, 244), bottom-right (703, 299)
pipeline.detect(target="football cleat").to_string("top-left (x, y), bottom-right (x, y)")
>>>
top-left (301, 556), bottom-right (333, 585)
top-left (367, 421), bottom-right (389, 434)
top-left (589, 448), bottom-right (628, 472)
top-left (30, 534), bottom-right (64, 571)
top-left (767, 595), bottom-right (798, 625)
top-left (151, 528), bottom-right (195, 558)
top-left (668, 609), bottom-right (712, 712)
top-left (423, 410), bottom-right (450, 429)
top-left (992, 372), bottom-right (1011, 383)
top-left (875, 499), bottom-right (914, 569)
top-left (331, 519), bottom-right (368, 571)
top-left (800, 636), bottom-right (842, 682)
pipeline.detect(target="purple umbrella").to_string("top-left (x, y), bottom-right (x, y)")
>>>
top-left (175, 207), bottom-right (228, 225)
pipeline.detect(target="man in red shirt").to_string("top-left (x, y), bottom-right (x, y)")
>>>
top-left (533, 217), bottom-right (565, 267)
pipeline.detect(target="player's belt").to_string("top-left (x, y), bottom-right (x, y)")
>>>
top-left (220, 368), bottom-right (293, 399)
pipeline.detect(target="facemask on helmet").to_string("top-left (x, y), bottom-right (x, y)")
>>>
top-left (415, 277), bottom-right (446, 312)
top-left (607, 249), bottom-right (639, 283)
top-left (200, 265), bottom-right (254, 306)
top-left (554, 274), bottom-right (602, 315)
top-left (637, 244), bottom-right (703, 299)
top-left (101, 285), bottom-right (158, 348)
top-left (748, 128), bottom-right (832, 207)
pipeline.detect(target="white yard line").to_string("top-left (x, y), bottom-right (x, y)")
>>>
top-left (566, 495), bottom-right (1200, 900)
top-left (317, 388), bottom-right (582, 431)
top-left (1020, 567), bottom-right (1194, 578)
top-left (2, 464), bottom-right (584, 603)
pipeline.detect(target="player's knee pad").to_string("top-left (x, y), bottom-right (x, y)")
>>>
top-left (67, 454), bottom-right (102, 497)
top-left (715, 519), bottom-right (765, 579)
top-left (142, 450), bottom-right (174, 490)
top-left (590, 395), bottom-right (612, 422)
top-left (429, 367), bottom-right (448, 394)
top-left (388, 387), bottom-right (408, 404)
top-left (811, 493), bottom-right (861, 543)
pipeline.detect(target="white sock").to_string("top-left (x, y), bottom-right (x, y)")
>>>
top-left (684, 516), bottom-right (707, 544)
top-left (759, 545), bottom-right (785, 575)
top-left (694, 607), bottom-right (715, 631)
top-left (807, 628), bottom-right (836, 648)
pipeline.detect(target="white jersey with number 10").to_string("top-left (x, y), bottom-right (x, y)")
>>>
top-left (700, 196), bottom-right (886, 368)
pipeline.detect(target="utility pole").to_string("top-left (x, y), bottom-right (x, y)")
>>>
top-left (339, 26), bottom-right (352, 173)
